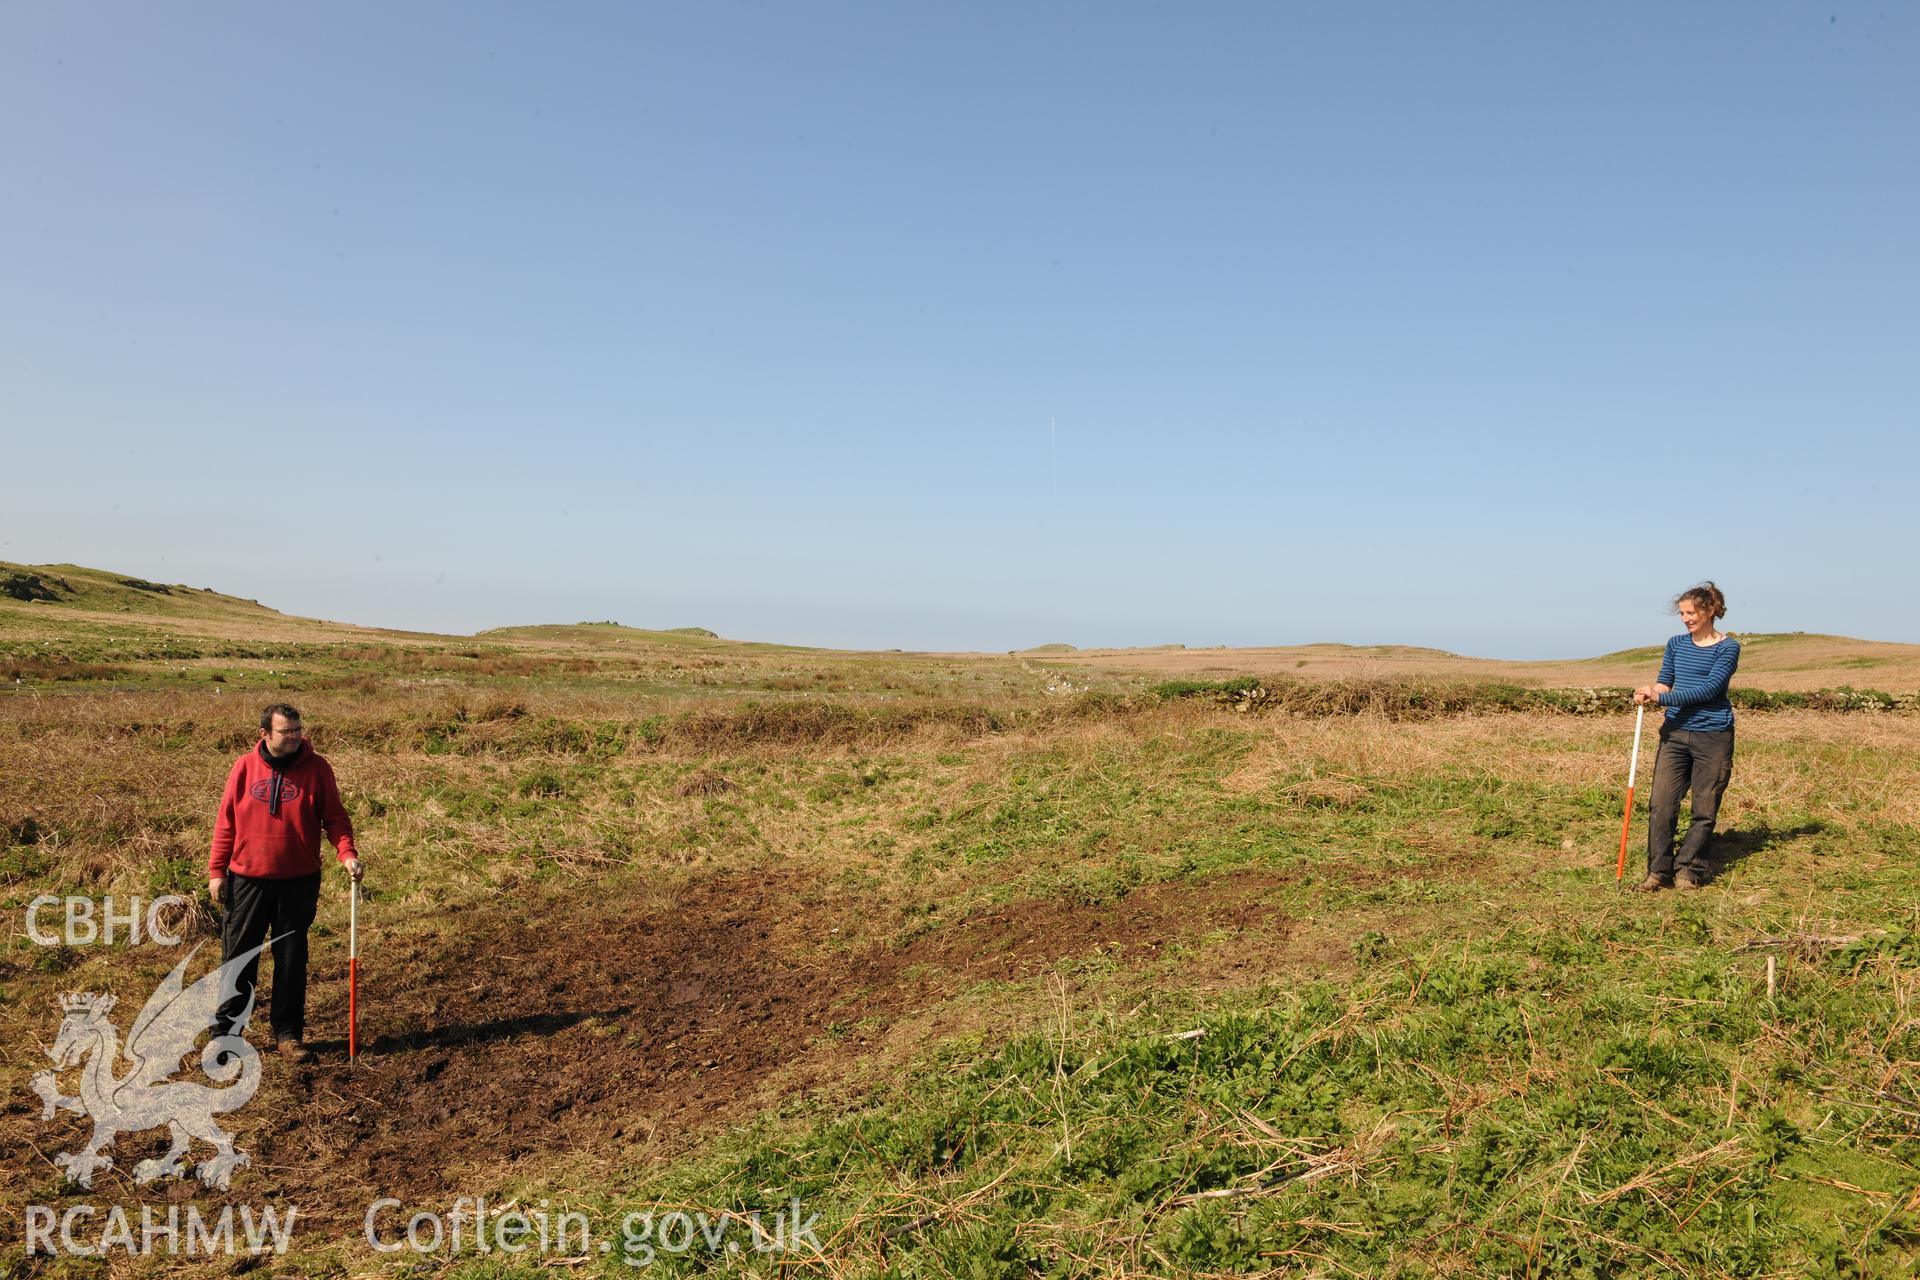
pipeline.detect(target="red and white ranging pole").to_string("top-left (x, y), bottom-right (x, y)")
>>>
top-left (349, 871), bottom-right (360, 1059)
top-left (1614, 704), bottom-right (1646, 887)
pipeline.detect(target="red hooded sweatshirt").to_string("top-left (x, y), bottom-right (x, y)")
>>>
top-left (208, 741), bottom-right (358, 879)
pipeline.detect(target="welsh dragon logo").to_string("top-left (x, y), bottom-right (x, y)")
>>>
top-left (30, 941), bottom-right (269, 1190)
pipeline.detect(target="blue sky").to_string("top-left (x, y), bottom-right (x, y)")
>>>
top-left (3, 3), bottom-right (1914, 656)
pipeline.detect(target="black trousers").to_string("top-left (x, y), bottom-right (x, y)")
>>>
top-left (1646, 728), bottom-right (1735, 882)
top-left (216, 871), bottom-right (322, 1040)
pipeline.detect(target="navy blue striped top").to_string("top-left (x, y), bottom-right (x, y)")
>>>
top-left (1656, 633), bottom-right (1741, 731)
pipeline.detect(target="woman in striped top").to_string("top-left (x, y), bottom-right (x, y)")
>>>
top-left (1630, 582), bottom-right (1741, 891)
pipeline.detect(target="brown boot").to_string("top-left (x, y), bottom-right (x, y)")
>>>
top-left (1628, 873), bottom-right (1669, 893)
top-left (1676, 872), bottom-right (1705, 891)
top-left (276, 1038), bottom-right (315, 1064)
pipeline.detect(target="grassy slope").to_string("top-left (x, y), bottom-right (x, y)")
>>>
top-left (3, 569), bottom-right (1919, 1277)
top-left (0, 561), bottom-right (284, 617)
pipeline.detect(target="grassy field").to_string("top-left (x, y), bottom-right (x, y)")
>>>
top-left (3, 565), bottom-right (1919, 1277)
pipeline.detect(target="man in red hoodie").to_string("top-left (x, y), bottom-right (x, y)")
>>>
top-left (209, 703), bottom-right (364, 1064)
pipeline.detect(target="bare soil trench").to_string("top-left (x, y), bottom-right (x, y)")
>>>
top-left (6, 867), bottom-right (1295, 1236)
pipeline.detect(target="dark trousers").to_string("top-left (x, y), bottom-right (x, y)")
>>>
top-left (216, 871), bottom-right (322, 1041)
top-left (1646, 728), bottom-right (1735, 882)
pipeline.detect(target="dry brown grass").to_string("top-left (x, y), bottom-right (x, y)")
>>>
top-left (673, 767), bottom-right (735, 798)
top-left (6, 666), bottom-right (1918, 1273)
top-left (3, 682), bottom-right (1913, 1014)
top-left (12, 585), bottom-right (1920, 1278)
top-left (1204, 710), bottom-right (1920, 829)
top-left (7, 687), bottom-right (1916, 907)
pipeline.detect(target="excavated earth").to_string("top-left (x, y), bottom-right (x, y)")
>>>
top-left (5, 867), bottom-right (1299, 1236)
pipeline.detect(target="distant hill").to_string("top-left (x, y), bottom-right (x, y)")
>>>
top-left (0, 564), bottom-right (738, 646)
top-left (6, 563), bottom-right (1916, 691)
top-left (0, 562), bottom-right (285, 621)
top-left (475, 622), bottom-right (733, 647)
top-left (1046, 632), bottom-right (1920, 693)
